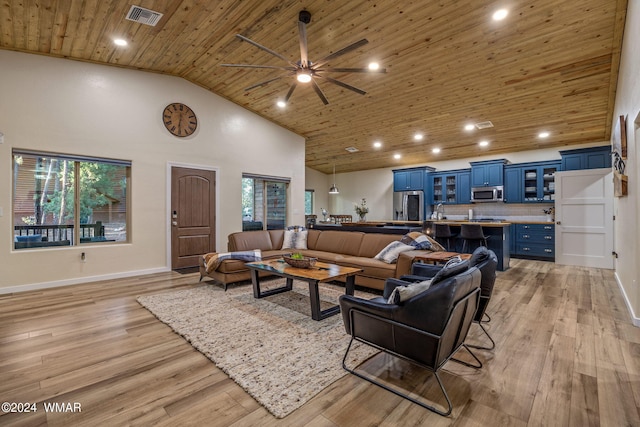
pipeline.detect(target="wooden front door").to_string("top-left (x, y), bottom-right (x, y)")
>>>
top-left (171, 167), bottom-right (216, 269)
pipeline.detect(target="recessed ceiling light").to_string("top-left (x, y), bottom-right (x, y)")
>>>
top-left (464, 124), bottom-right (475, 131)
top-left (373, 141), bottom-right (382, 148)
top-left (432, 147), bottom-right (441, 154)
top-left (538, 131), bottom-right (550, 138)
top-left (368, 62), bottom-right (380, 71)
top-left (276, 100), bottom-right (286, 108)
top-left (493, 9), bottom-right (508, 21)
top-left (479, 140), bottom-right (490, 147)
top-left (413, 133), bottom-right (424, 141)
top-left (393, 153), bottom-right (402, 160)
top-left (113, 38), bottom-right (128, 46)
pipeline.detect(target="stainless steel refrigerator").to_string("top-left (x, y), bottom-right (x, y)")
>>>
top-left (393, 190), bottom-right (424, 221)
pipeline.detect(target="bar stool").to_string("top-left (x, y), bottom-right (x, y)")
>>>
top-left (433, 224), bottom-right (457, 251)
top-left (460, 224), bottom-right (488, 253)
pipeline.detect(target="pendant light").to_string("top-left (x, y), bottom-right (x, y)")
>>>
top-left (329, 164), bottom-right (339, 194)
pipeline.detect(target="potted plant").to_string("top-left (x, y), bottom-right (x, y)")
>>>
top-left (354, 198), bottom-right (369, 222)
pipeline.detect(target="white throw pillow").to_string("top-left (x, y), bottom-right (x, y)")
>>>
top-left (374, 241), bottom-right (415, 264)
top-left (387, 279), bottom-right (433, 304)
top-left (281, 229), bottom-right (308, 250)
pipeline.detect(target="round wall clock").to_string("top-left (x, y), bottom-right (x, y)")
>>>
top-left (162, 102), bottom-right (197, 137)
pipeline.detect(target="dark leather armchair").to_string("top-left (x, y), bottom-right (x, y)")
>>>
top-left (339, 264), bottom-right (482, 416)
top-left (407, 246), bottom-right (498, 350)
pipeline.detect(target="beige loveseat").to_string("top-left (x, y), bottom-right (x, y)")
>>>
top-left (199, 229), bottom-right (435, 291)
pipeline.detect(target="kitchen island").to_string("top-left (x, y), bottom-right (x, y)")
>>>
top-left (424, 220), bottom-right (510, 270)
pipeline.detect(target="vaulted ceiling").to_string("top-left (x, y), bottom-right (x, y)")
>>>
top-left (0, 0), bottom-right (628, 174)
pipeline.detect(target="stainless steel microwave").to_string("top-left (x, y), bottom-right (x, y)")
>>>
top-left (471, 185), bottom-right (504, 203)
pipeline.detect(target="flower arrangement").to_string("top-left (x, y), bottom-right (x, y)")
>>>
top-left (354, 198), bottom-right (369, 217)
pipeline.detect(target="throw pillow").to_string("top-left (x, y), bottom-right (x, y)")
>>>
top-left (430, 256), bottom-right (469, 285)
top-left (281, 229), bottom-right (308, 250)
top-left (387, 278), bottom-right (433, 304)
top-left (424, 234), bottom-right (446, 252)
top-left (401, 231), bottom-right (434, 250)
top-left (374, 241), bottom-right (415, 264)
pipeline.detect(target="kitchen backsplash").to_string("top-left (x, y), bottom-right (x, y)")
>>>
top-left (429, 203), bottom-right (554, 222)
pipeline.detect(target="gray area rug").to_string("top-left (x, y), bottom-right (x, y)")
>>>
top-left (137, 279), bottom-right (379, 418)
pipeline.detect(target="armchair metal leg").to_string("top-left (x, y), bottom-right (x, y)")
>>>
top-left (467, 322), bottom-right (496, 351)
top-left (342, 337), bottom-right (453, 416)
top-left (450, 343), bottom-right (483, 369)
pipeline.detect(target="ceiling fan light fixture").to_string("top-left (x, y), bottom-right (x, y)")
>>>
top-left (297, 70), bottom-right (312, 83)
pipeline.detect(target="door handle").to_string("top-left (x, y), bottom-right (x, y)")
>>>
top-left (556, 221), bottom-right (561, 225)
top-left (172, 221), bottom-right (178, 226)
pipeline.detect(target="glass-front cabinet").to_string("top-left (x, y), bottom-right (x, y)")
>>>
top-left (429, 169), bottom-right (470, 204)
top-left (522, 161), bottom-right (560, 203)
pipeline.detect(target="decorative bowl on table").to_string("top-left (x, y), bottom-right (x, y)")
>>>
top-left (283, 254), bottom-right (317, 268)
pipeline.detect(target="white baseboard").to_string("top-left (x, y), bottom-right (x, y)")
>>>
top-left (615, 272), bottom-right (640, 327)
top-left (0, 267), bottom-right (171, 295)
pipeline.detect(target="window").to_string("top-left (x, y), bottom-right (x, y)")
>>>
top-left (242, 174), bottom-right (289, 231)
top-left (12, 150), bottom-right (130, 249)
top-left (305, 190), bottom-right (314, 215)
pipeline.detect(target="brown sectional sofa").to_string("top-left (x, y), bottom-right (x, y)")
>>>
top-left (199, 228), bottom-right (434, 291)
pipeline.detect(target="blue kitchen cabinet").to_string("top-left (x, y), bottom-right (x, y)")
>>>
top-left (504, 165), bottom-right (522, 203)
top-left (393, 167), bottom-right (426, 191)
top-left (470, 159), bottom-right (507, 187)
top-left (520, 161), bottom-right (560, 203)
top-left (560, 145), bottom-right (611, 171)
top-left (429, 169), bottom-right (470, 204)
top-left (512, 223), bottom-right (555, 260)
top-left (457, 170), bottom-right (471, 204)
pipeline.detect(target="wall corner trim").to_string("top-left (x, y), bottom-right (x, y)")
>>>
top-left (615, 271), bottom-right (640, 327)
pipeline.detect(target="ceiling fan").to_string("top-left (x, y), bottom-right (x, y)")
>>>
top-left (221, 10), bottom-right (386, 105)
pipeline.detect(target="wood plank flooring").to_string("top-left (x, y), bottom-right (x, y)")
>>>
top-left (1, 260), bottom-right (639, 426)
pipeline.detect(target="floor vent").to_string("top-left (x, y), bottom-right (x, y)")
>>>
top-left (475, 121), bottom-right (494, 129)
top-left (345, 147), bottom-right (359, 153)
top-left (126, 5), bottom-right (164, 26)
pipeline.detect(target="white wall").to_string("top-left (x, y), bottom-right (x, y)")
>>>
top-left (612, 0), bottom-right (640, 323)
top-left (0, 50), bottom-right (305, 291)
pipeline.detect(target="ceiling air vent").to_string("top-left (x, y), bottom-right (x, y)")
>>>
top-left (345, 147), bottom-right (359, 153)
top-left (125, 5), bottom-right (164, 26)
top-left (475, 121), bottom-right (494, 129)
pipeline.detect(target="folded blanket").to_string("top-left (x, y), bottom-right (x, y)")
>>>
top-left (203, 249), bottom-right (262, 274)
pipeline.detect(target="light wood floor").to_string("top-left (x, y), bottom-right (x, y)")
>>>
top-left (1, 259), bottom-right (639, 426)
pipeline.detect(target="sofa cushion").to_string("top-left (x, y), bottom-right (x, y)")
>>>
top-left (357, 233), bottom-right (402, 258)
top-left (298, 250), bottom-right (346, 264)
top-left (338, 256), bottom-right (397, 279)
top-left (228, 230), bottom-right (274, 251)
top-left (215, 250), bottom-right (288, 273)
top-left (313, 230), bottom-right (364, 256)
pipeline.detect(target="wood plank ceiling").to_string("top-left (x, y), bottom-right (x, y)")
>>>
top-left (0, 0), bottom-right (628, 174)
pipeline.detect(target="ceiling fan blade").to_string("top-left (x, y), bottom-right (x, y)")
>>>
top-left (316, 75), bottom-right (367, 95)
top-left (298, 21), bottom-right (309, 68)
top-left (235, 34), bottom-right (296, 67)
top-left (284, 83), bottom-right (297, 102)
top-left (311, 80), bottom-right (329, 105)
top-left (314, 39), bottom-right (369, 68)
top-left (244, 75), bottom-right (286, 91)
top-left (220, 63), bottom-right (297, 71)
top-left (317, 67), bottom-right (387, 73)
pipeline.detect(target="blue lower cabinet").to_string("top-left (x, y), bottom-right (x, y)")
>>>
top-left (512, 223), bottom-right (555, 260)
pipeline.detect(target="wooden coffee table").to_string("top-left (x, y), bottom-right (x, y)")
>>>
top-left (245, 259), bottom-right (362, 321)
top-left (413, 251), bottom-right (472, 265)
